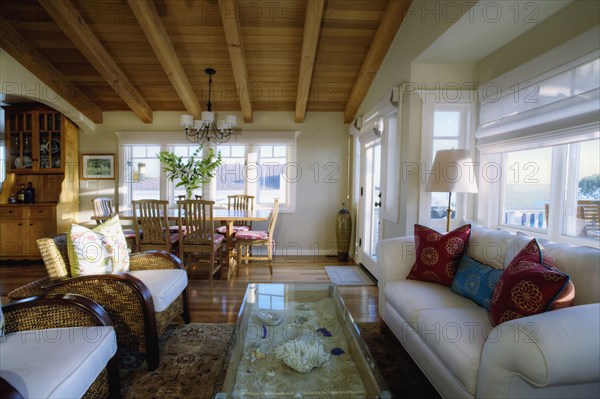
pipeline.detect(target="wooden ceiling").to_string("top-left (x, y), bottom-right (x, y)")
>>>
top-left (0, 0), bottom-right (411, 124)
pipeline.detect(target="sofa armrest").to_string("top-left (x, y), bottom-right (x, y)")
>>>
top-left (129, 250), bottom-right (185, 271)
top-left (478, 304), bottom-right (600, 396)
top-left (376, 236), bottom-right (416, 285)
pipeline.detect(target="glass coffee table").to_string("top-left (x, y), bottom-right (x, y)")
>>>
top-left (214, 283), bottom-right (391, 398)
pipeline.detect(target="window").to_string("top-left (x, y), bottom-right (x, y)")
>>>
top-left (215, 145), bottom-right (246, 204)
top-left (0, 138), bottom-right (5, 184)
top-left (419, 94), bottom-right (475, 230)
top-left (257, 145), bottom-right (288, 206)
top-left (497, 139), bottom-right (599, 244)
top-left (124, 145), bottom-right (161, 202)
top-left (120, 136), bottom-right (297, 212)
top-left (502, 147), bottom-right (552, 229)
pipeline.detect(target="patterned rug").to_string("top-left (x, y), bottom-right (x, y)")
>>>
top-left (120, 322), bottom-right (440, 398)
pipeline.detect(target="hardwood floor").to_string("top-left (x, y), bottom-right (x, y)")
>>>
top-left (0, 256), bottom-right (380, 324)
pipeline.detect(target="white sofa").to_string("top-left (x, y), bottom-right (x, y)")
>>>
top-left (377, 224), bottom-right (600, 399)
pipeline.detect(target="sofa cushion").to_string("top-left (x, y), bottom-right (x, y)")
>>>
top-left (128, 269), bottom-right (188, 312)
top-left (67, 215), bottom-right (130, 276)
top-left (491, 239), bottom-right (571, 325)
top-left (0, 326), bottom-right (117, 399)
top-left (467, 224), bottom-right (515, 269)
top-left (451, 255), bottom-right (503, 310)
top-left (385, 279), bottom-right (479, 325)
top-left (417, 307), bottom-right (492, 395)
top-left (407, 224), bottom-right (471, 287)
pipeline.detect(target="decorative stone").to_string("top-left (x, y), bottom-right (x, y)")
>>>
top-left (274, 339), bottom-right (330, 373)
top-left (331, 348), bottom-right (345, 356)
top-left (316, 327), bottom-right (332, 337)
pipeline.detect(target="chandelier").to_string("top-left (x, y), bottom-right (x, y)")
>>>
top-left (180, 68), bottom-right (237, 144)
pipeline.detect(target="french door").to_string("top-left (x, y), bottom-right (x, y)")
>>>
top-left (357, 139), bottom-right (382, 278)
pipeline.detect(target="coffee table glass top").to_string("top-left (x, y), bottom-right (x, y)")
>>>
top-left (215, 283), bottom-right (390, 398)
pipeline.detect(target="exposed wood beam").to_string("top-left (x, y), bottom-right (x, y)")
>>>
top-left (343, 0), bottom-right (412, 124)
top-left (219, 0), bottom-right (253, 123)
top-left (39, 0), bottom-right (153, 123)
top-left (295, 0), bottom-right (325, 123)
top-left (127, 0), bottom-right (202, 118)
top-left (0, 14), bottom-right (103, 123)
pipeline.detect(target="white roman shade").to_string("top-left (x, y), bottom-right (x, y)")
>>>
top-left (476, 26), bottom-right (600, 154)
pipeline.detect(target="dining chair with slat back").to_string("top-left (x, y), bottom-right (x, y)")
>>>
top-left (132, 200), bottom-right (179, 254)
top-left (178, 199), bottom-right (225, 283)
top-left (91, 197), bottom-right (115, 224)
top-left (216, 195), bottom-right (254, 234)
top-left (92, 197), bottom-right (138, 251)
top-left (235, 199), bottom-right (279, 275)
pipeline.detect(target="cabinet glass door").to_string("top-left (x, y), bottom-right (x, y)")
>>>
top-left (39, 112), bottom-right (62, 170)
top-left (8, 112), bottom-right (34, 171)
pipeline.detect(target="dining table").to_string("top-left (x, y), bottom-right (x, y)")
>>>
top-left (92, 208), bottom-right (271, 279)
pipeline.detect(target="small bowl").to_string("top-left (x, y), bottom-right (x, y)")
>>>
top-left (257, 311), bottom-right (282, 326)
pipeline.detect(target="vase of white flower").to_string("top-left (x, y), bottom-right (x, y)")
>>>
top-left (157, 146), bottom-right (222, 199)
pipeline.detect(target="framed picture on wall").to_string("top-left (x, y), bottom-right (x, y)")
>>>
top-left (81, 154), bottom-right (115, 180)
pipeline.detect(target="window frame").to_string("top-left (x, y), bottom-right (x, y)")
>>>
top-left (118, 135), bottom-right (298, 213)
top-left (418, 90), bottom-right (477, 231)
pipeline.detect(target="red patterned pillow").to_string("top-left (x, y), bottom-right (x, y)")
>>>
top-left (407, 224), bottom-right (471, 286)
top-left (490, 239), bottom-right (570, 325)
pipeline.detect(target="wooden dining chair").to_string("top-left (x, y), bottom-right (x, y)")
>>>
top-left (92, 197), bottom-right (138, 251)
top-left (177, 199), bottom-right (225, 283)
top-left (132, 199), bottom-right (179, 254)
top-left (235, 199), bottom-right (279, 275)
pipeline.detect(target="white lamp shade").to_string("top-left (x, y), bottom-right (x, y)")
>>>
top-left (216, 119), bottom-right (225, 130)
top-left (201, 111), bottom-right (215, 123)
top-left (425, 149), bottom-right (478, 193)
top-left (225, 115), bottom-right (236, 126)
top-left (180, 114), bottom-right (193, 127)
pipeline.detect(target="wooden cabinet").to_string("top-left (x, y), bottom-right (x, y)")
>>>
top-left (6, 109), bottom-right (64, 173)
top-left (0, 205), bottom-right (56, 259)
top-left (0, 105), bottom-right (79, 260)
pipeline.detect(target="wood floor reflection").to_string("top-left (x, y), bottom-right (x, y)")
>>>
top-left (0, 256), bottom-right (379, 323)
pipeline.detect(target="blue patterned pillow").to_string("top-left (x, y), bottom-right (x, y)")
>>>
top-left (451, 255), bottom-right (502, 310)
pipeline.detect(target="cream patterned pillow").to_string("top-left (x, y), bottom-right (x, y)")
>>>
top-left (67, 216), bottom-right (130, 276)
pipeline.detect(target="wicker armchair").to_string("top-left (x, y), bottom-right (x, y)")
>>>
top-left (7, 234), bottom-right (190, 371)
top-left (0, 294), bottom-right (121, 399)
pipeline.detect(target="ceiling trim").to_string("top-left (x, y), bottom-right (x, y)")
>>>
top-left (39, 0), bottom-right (153, 123)
top-left (343, 0), bottom-right (412, 124)
top-left (127, 0), bottom-right (202, 118)
top-left (0, 14), bottom-right (103, 123)
top-left (219, 0), bottom-right (253, 123)
top-left (295, 0), bottom-right (325, 123)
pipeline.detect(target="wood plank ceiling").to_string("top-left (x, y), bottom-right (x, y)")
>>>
top-left (0, 0), bottom-right (411, 124)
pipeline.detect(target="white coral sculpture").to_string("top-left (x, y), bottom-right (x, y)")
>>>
top-left (274, 339), bottom-right (330, 373)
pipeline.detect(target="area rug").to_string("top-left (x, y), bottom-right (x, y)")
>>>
top-left (324, 265), bottom-right (375, 286)
top-left (120, 322), bottom-right (439, 398)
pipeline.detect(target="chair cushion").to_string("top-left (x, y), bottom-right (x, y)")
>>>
top-left (215, 225), bottom-right (251, 234)
top-left (417, 307), bottom-right (492, 395)
top-left (384, 279), bottom-right (479, 325)
top-left (491, 239), bottom-right (571, 325)
top-left (407, 224), bottom-right (471, 287)
top-left (128, 269), bottom-right (188, 312)
top-left (67, 216), bottom-right (130, 276)
top-left (235, 230), bottom-right (269, 240)
top-left (451, 255), bottom-right (503, 310)
top-left (0, 326), bottom-right (117, 399)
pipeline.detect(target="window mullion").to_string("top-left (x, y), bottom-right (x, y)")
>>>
top-left (549, 145), bottom-right (568, 240)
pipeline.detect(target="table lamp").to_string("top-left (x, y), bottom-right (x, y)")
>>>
top-left (425, 149), bottom-right (478, 232)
